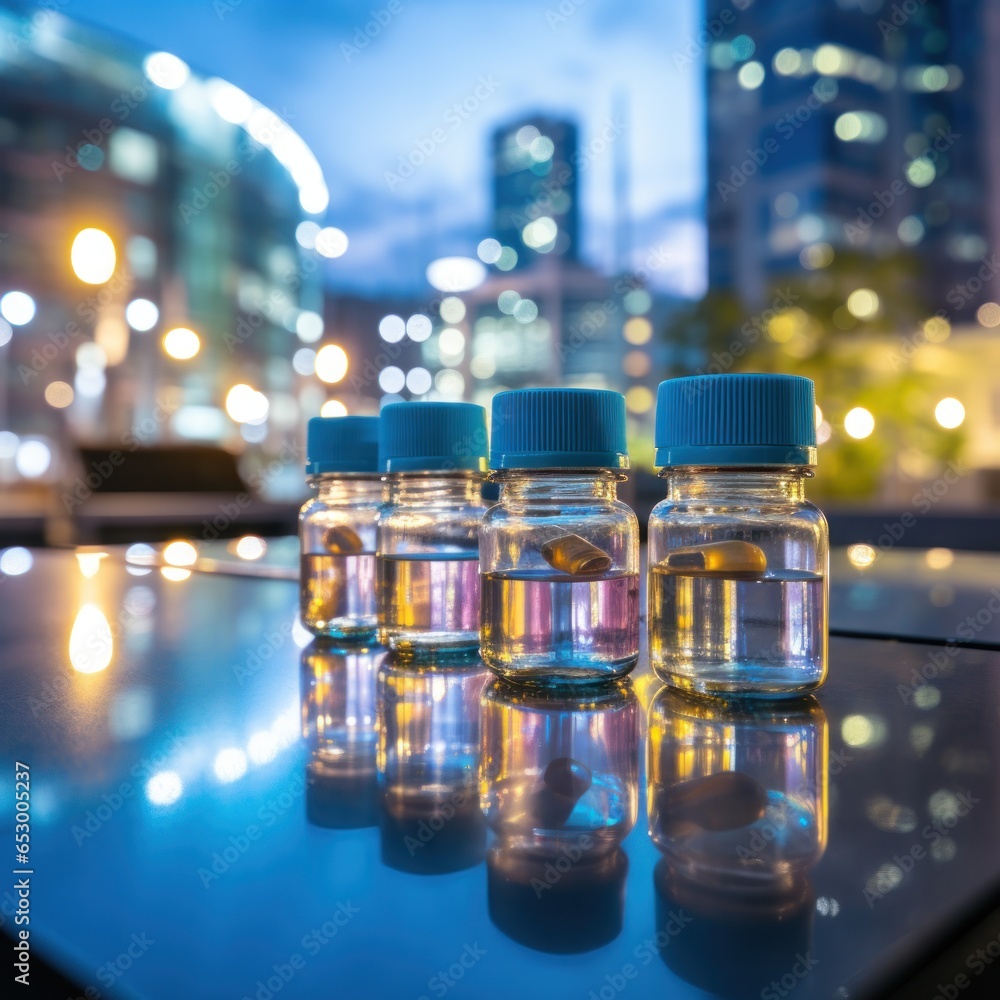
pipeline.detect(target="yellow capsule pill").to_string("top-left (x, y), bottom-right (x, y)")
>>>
top-left (660, 540), bottom-right (767, 577)
top-left (322, 524), bottom-right (364, 554)
top-left (541, 533), bottom-right (613, 576)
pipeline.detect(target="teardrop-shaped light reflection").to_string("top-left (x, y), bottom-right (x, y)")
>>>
top-left (69, 603), bottom-right (114, 673)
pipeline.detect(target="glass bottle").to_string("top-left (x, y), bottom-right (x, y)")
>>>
top-left (300, 639), bottom-right (386, 828)
top-left (376, 655), bottom-right (490, 873)
top-left (649, 374), bottom-right (828, 697)
top-left (299, 415), bottom-right (382, 639)
top-left (376, 401), bottom-right (488, 658)
top-left (480, 388), bottom-right (640, 683)
top-left (647, 687), bottom-right (827, 994)
top-left (480, 678), bottom-right (639, 952)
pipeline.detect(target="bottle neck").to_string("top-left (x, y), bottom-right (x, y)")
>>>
top-left (387, 471), bottom-right (484, 505)
top-left (660, 467), bottom-right (810, 503)
top-left (496, 469), bottom-right (621, 504)
top-left (311, 473), bottom-right (384, 503)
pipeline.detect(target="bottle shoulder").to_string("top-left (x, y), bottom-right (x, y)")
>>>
top-left (650, 494), bottom-right (824, 515)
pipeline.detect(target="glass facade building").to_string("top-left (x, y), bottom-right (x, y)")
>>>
top-left (0, 3), bottom-right (331, 486)
top-left (705, 0), bottom-right (991, 314)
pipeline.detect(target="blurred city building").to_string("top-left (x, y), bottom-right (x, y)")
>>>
top-left (691, 0), bottom-right (1000, 505)
top-left (491, 115), bottom-right (580, 268)
top-left (350, 113), bottom-right (679, 465)
top-left (0, 1), bottom-right (350, 508)
top-left (705, 0), bottom-right (994, 313)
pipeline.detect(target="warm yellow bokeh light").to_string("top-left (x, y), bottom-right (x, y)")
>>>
top-left (225, 384), bottom-right (269, 423)
top-left (625, 385), bottom-right (654, 414)
top-left (934, 397), bottom-right (965, 429)
top-left (847, 543), bottom-right (877, 569)
top-left (922, 316), bottom-right (951, 342)
top-left (844, 406), bottom-right (875, 439)
top-left (320, 399), bottom-right (348, 417)
top-left (69, 604), bottom-right (113, 673)
top-left (235, 535), bottom-right (266, 560)
top-left (44, 380), bottom-right (74, 408)
top-left (846, 288), bottom-right (879, 319)
top-left (71, 228), bottom-right (117, 284)
top-left (163, 327), bottom-right (200, 360)
top-left (925, 547), bottom-right (955, 570)
top-left (623, 317), bottom-right (652, 345)
top-left (160, 567), bottom-right (192, 582)
top-left (767, 308), bottom-right (807, 343)
top-left (95, 316), bottom-right (130, 365)
top-left (315, 344), bottom-right (349, 383)
top-left (163, 540), bottom-right (197, 566)
top-left (75, 550), bottom-right (107, 578)
top-left (814, 404), bottom-right (823, 428)
top-left (976, 302), bottom-right (1000, 328)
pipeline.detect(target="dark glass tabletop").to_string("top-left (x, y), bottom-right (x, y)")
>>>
top-left (1, 548), bottom-right (999, 999)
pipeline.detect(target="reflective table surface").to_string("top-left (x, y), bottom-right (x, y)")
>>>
top-left (119, 537), bottom-right (1000, 646)
top-left (2, 547), bottom-right (1000, 999)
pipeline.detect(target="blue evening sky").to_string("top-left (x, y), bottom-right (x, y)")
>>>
top-left (69, 0), bottom-right (706, 296)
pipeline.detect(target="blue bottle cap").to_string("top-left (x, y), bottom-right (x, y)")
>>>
top-left (306, 415), bottom-right (380, 474)
top-left (379, 401), bottom-right (488, 473)
top-left (490, 388), bottom-right (629, 470)
top-left (655, 374), bottom-right (817, 468)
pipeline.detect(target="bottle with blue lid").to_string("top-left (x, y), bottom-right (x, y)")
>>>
top-left (376, 401), bottom-right (489, 658)
top-left (300, 415), bottom-right (382, 639)
top-left (649, 373), bottom-right (828, 697)
top-left (480, 388), bottom-right (640, 683)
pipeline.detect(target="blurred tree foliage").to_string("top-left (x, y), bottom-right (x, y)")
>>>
top-left (662, 251), bottom-right (964, 500)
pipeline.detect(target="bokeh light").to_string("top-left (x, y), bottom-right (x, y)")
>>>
top-left (976, 302), bottom-right (1000, 327)
top-left (623, 317), bottom-right (652, 345)
top-left (146, 771), bottom-right (183, 806)
top-left (71, 228), bottom-right (116, 284)
top-left (44, 381), bottom-right (74, 408)
top-left (315, 344), bottom-right (348, 383)
top-left (847, 543), bottom-right (877, 569)
top-left (126, 298), bottom-right (159, 332)
top-left (934, 397), bottom-right (965, 429)
top-left (439, 297), bottom-right (466, 323)
top-left (163, 327), bottom-right (200, 360)
top-left (426, 256), bottom-right (486, 292)
top-left (213, 748), bottom-right (248, 783)
top-left (320, 399), bottom-right (348, 417)
top-left (143, 51), bottom-right (190, 89)
top-left (844, 407), bottom-right (875, 439)
top-left (846, 288), bottom-right (880, 319)
top-left (378, 315), bottom-right (405, 343)
top-left (925, 547), bottom-right (955, 570)
top-left (0, 291), bottom-right (35, 326)
top-left (225, 384), bottom-right (269, 424)
top-left (235, 535), bottom-right (266, 560)
top-left (15, 440), bottom-right (51, 477)
top-left (315, 227), bottom-right (349, 258)
top-left (163, 540), bottom-right (198, 566)
top-left (0, 547), bottom-right (33, 576)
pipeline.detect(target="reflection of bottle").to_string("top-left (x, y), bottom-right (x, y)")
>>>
top-left (377, 656), bottom-right (489, 873)
top-left (647, 688), bottom-right (827, 997)
top-left (301, 640), bottom-right (385, 828)
top-left (481, 679), bottom-right (639, 952)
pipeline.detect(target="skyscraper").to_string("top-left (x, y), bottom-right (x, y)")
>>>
top-left (491, 115), bottom-right (580, 269)
top-left (705, 0), bottom-right (989, 315)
